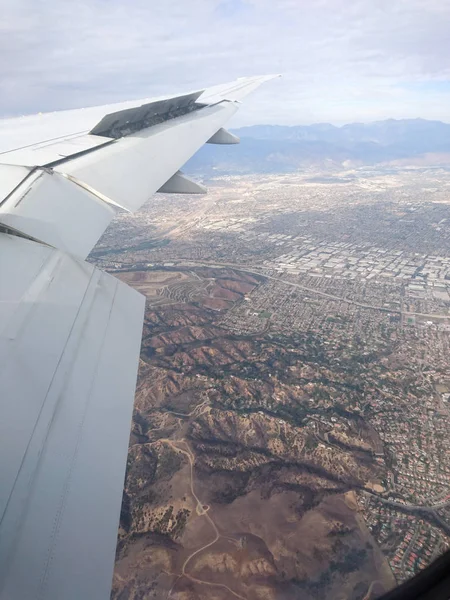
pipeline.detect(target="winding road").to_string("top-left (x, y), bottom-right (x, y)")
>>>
top-left (163, 438), bottom-right (248, 600)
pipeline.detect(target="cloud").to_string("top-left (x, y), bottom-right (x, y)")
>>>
top-left (214, 0), bottom-right (252, 19)
top-left (1, 0), bottom-right (450, 124)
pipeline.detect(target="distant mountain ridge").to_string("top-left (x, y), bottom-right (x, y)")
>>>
top-left (185, 118), bottom-right (450, 175)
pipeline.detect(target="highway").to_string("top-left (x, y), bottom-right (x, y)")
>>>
top-left (363, 491), bottom-right (450, 536)
top-left (113, 259), bottom-right (449, 320)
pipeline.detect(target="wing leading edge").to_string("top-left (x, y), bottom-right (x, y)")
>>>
top-left (0, 75), bottom-right (278, 599)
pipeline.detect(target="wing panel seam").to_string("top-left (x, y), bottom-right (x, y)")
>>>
top-left (37, 275), bottom-right (120, 599)
top-left (0, 264), bottom-right (96, 540)
top-left (0, 166), bottom-right (38, 208)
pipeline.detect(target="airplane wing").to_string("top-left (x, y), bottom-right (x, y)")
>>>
top-left (0, 75), bottom-right (278, 599)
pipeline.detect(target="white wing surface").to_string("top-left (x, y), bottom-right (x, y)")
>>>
top-left (0, 75), bottom-right (278, 599)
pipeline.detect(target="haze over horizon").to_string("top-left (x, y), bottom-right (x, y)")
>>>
top-left (237, 116), bottom-right (450, 128)
top-left (2, 0), bottom-right (450, 126)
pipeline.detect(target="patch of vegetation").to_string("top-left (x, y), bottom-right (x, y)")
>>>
top-left (155, 447), bottom-right (183, 481)
top-left (172, 508), bottom-right (191, 538)
top-left (259, 310), bottom-right (272, 318)
top-left (210, 471), bottom-right (251, 504)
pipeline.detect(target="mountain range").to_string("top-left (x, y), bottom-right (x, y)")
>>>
top-left (185, 118), bottom-right (450, 175)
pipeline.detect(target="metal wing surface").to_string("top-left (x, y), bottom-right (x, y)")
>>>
top-left (0, 75), bottom-right (278, 599)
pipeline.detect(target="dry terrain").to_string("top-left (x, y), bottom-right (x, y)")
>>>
top-left (99, 170), bottom-right (450, 597)
top-left (112, 267), bottom-right (395, 600)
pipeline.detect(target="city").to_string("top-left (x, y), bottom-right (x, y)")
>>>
top-left (94, 166), bottom-right (450, 598)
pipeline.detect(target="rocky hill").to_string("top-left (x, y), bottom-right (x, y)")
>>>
top-left (111, 266), bottom-right (396, 600)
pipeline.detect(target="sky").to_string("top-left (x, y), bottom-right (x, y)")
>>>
top-left (2, 0), bottom-right (450, 125)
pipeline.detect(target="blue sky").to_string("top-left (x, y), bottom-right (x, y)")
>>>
top-left (2, 0), bottom-right (450, 125)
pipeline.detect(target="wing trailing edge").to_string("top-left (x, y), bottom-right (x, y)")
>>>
top-left (0, 234), bottom-right (145, 599)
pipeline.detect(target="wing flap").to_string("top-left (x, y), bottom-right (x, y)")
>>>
top-left (0, 234), bottom-right (145, 599)
top-left (0, 164), bottom-right (34, 200)
top-left (0, 169), bottom-right (116, 258)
